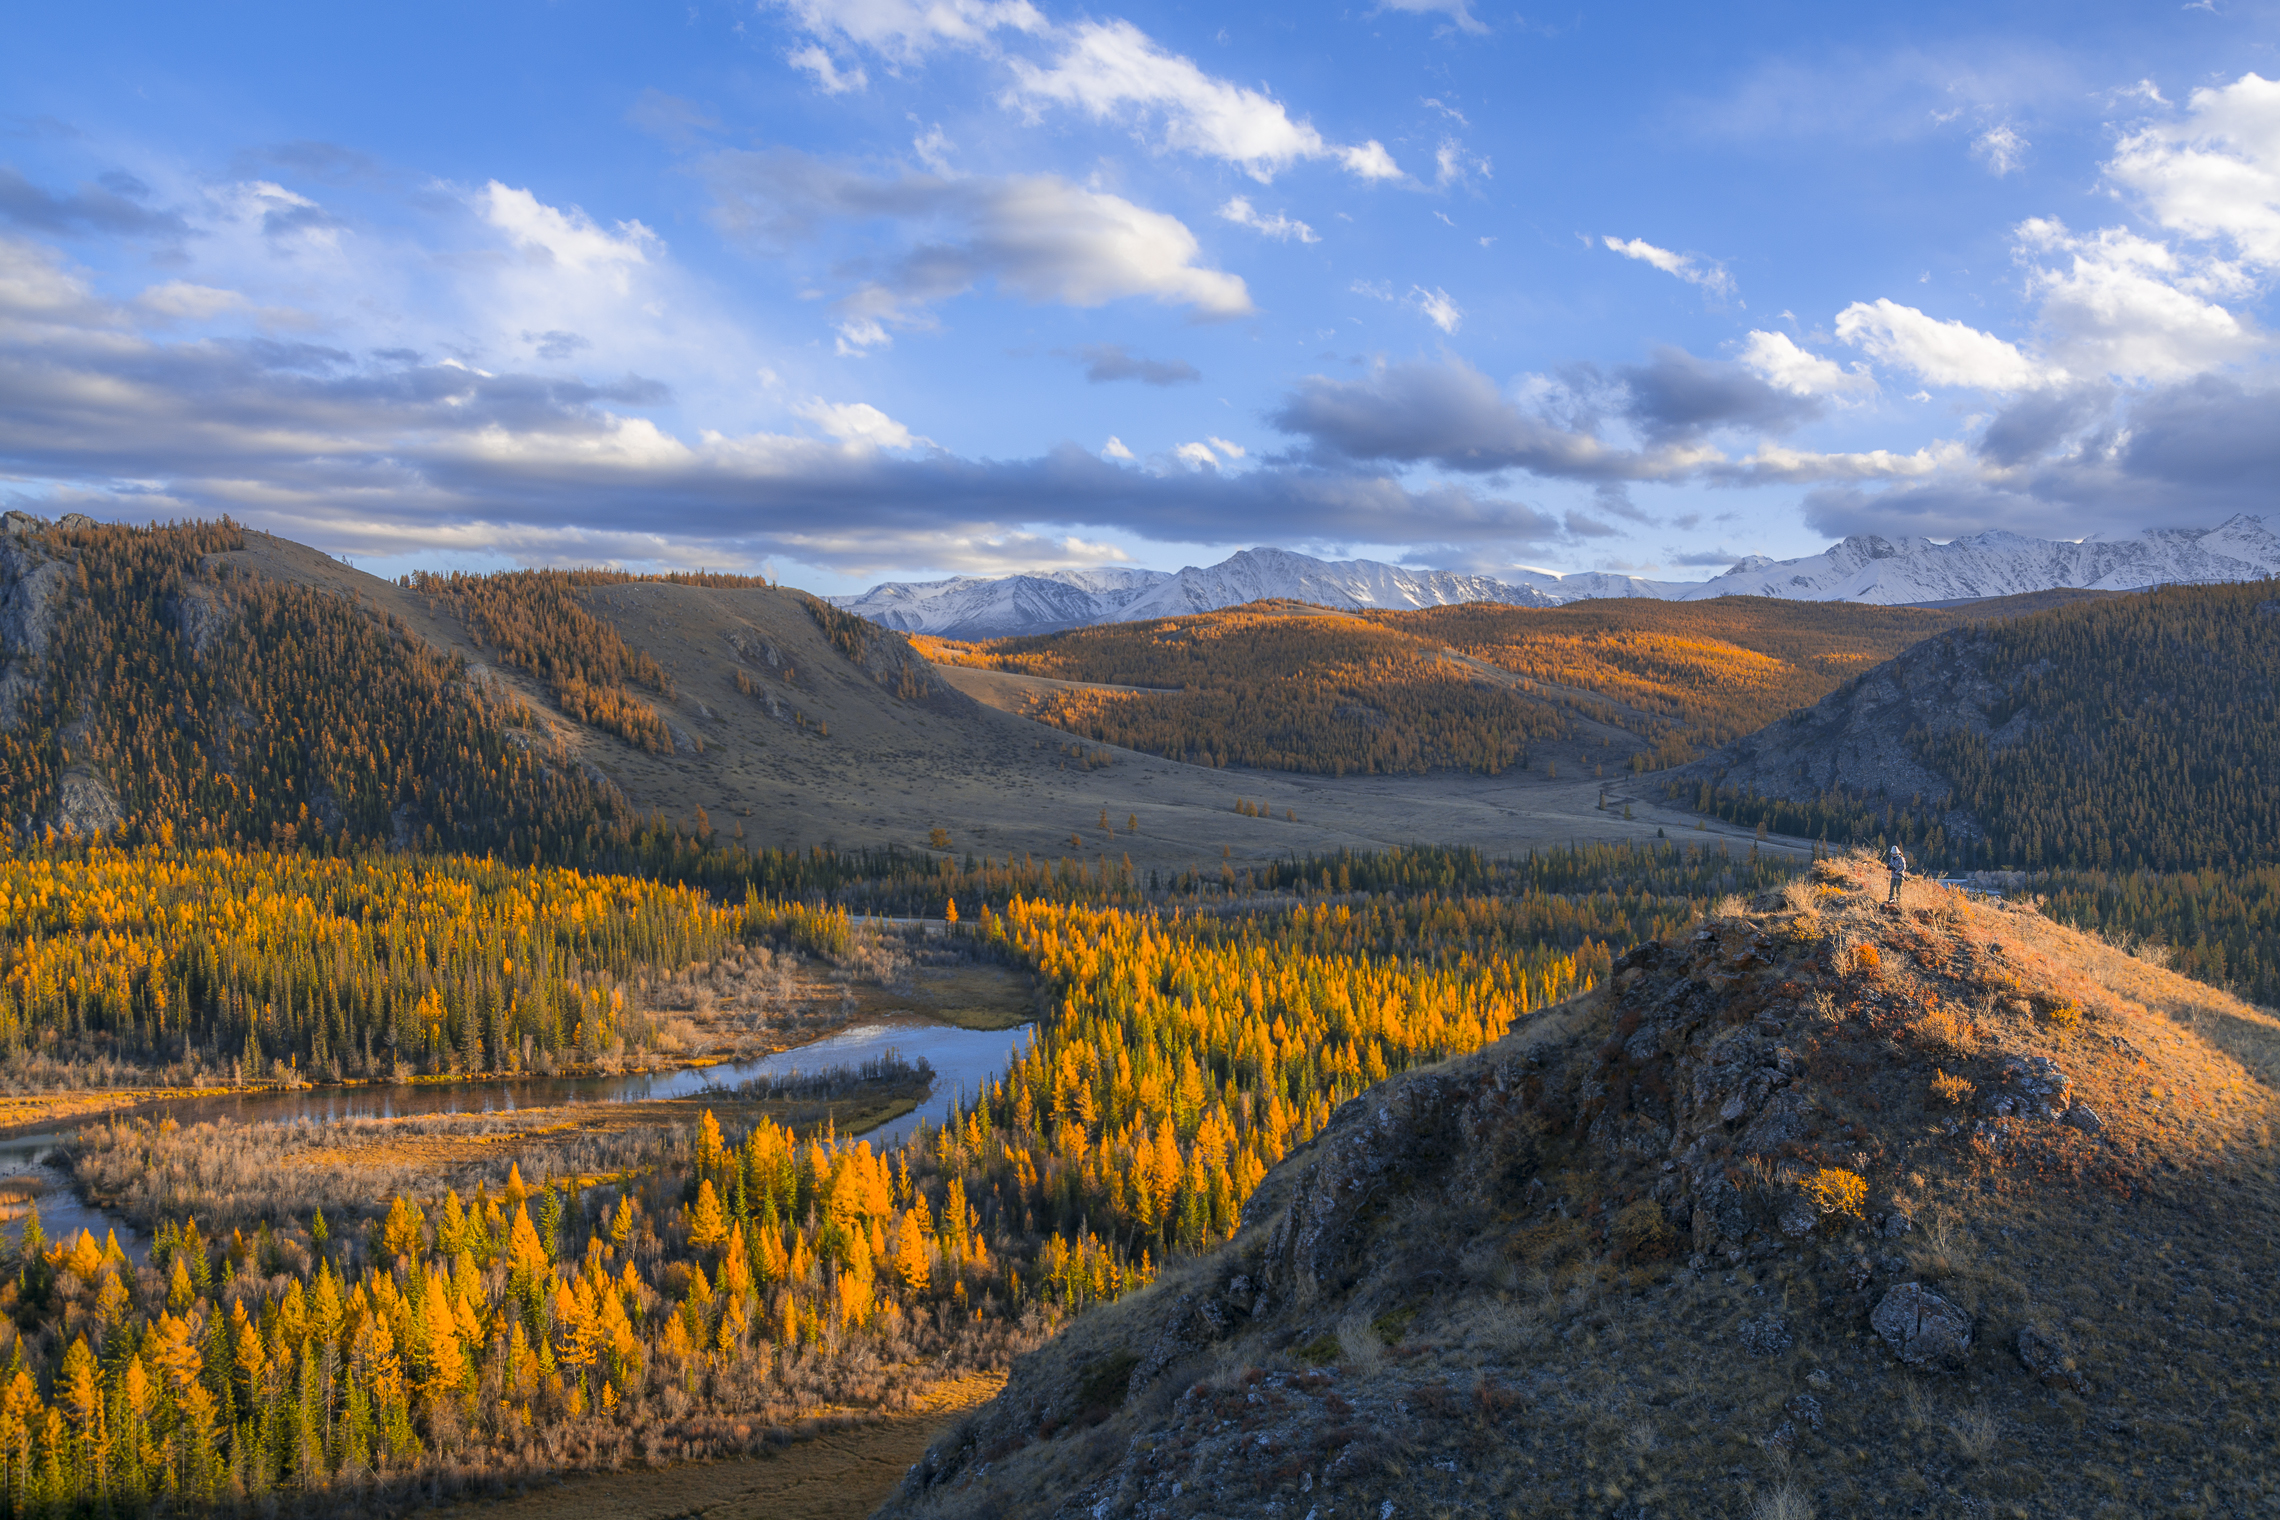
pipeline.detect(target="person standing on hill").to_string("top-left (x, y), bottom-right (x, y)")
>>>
top-left (1887, 845), bottom-right (1909, 903)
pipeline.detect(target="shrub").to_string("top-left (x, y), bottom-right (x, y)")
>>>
top-left (1910, 1006), bottom-right (1973, 1057)
top-left (1930, 1069), bottom-right (1976, 1106)
top-left (1799, 1167), bottom-right (1867, 1224)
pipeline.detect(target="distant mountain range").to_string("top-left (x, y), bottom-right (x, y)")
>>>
top-left (833, 514), bottom-right (2280, 638)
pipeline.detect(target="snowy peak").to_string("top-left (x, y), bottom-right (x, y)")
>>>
top-left (830, 567), bottom-right (1171, 638)
top-left (1110, 548), bottom-right (1552, 625)
top-left (828, 515), bottom-right (2280, 637)
top-left (830, 549), bottom-right (1550, 637)
top-left (1675, 513), bottom-right (2280, 605)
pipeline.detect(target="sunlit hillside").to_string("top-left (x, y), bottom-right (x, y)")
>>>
top-left (916, 596), bottom-right (1960, 776)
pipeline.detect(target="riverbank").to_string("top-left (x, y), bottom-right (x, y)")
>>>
top-left (0, 960), bottom-right (1037, 1141)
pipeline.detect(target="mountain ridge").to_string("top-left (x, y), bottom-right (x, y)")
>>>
top-left (832, 514), bottom-right (2280, 637)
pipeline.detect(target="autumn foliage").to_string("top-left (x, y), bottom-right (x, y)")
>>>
top-left (920, 596), bottom-right (1955, 775)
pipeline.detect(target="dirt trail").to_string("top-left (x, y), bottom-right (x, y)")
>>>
top-left (448, 1373), bottom-right (1003, 1520)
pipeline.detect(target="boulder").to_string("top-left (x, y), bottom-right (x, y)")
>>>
top-left (1997, 1055), bottom-right (2072, 1119)
top-left (1871, 1283), bottom-right (1973, 1371)
top-left (2061, 1104), bottom-right (2104, 1135)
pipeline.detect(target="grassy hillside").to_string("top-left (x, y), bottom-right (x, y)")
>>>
top-left (918, 596), bottom-right (1956, 776)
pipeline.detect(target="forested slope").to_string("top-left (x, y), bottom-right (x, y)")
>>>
top-left (1687, 581), bottom-right (2280, 1001)
top-left (0, 518), bottom-right (626, 857)
top-left (919, 596), bottom-right (1957, 777)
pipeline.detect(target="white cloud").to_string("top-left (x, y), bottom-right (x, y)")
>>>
top-left (912, 124), bottom-right (955, 174)
top-left (477, 182), bottom-right (659, 289)
top-left (1972, 123), bottom-right (2028, 175)
top-left (2107, 71), bottom-right (2280, 269)
top-left (1205, 435), bottom-right (1246, 459)
top-left (1433, 138), bottom-right (1489, 186)
top-left (1833, 297), bottom-right (2061, 390)
top-left (1374, 0), bottom-right (1487, 33)
top-left (1408, 285), bottom-right (1462, 332)
top-left (707, 154), bottom-right (1253, 352)
top-left (1601, 235), bottom-right (1736, 299)
top-left (1218, 195), bottom-right (1317, 242)
top-left (1174, 441), bottom-right (1219, 467)
top-left (1738, 329), bottom-right (1878, 400)
top-left (793, 396), bottom-right (931, 449)
top-left (788, 45), bottom-right (868, 94)
top-left (771, 0), bottom-right (1045, 61)
top-left (134, 281), bottom-right (250, 322)
top-left (1337, 141), bottom-right (1403, 181)
top-left (2014, 217), bottom-right (2258, 381)
top-left (1003, 20), bottom-right (1399, 183)
top-left (1724, 439), bottom-right (1965, 483)
top-left (1102, 435), bottom-right (1134, 459)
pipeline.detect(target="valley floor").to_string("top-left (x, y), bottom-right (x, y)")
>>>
top-left (440, 1372), bottom-right (1004, 1520)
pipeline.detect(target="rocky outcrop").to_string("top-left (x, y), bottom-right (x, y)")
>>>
top-left (0, 528), bottom-right (71, 732)
top-left (165, 579), bottom-right (237, 658)
top-left (49, 771), bottom-right (124, 837)
top-left (1870, 1283), bottom-right (1974, 1370)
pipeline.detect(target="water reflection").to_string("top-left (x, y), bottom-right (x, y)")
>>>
top-left (0, 1018), bottom-right (1032, 1263)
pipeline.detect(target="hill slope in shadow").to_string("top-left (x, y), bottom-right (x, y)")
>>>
top-left (884, 856), bottom-right (2280, 1520)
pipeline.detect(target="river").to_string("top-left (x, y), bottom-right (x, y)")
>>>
top-left (0, 1017), bottom-right (1032, 1262)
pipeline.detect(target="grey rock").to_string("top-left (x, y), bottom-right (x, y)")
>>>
top-left (1777, 1196), bottom-right (1818, 1238)
top-left (1784, 1392), bottom-right (1824, 1432)
top-left (1871, 1283), bottom-right (1973, 1371)
top-left (1882, 1210), bottom-right (1914, 1238)
top-left (2061, 1104), bottom-right (2104, 1134)
top-left (1998, 1054), bottom-right (2072, 1119)
top-left (50, 772), bottom-right (123, 837)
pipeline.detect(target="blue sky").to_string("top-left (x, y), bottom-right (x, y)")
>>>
top-left (3, 0), bottom-right (2276, 595)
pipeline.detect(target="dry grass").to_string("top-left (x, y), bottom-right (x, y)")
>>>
top-left (1750, 1483), bottom-right (1814, 1520)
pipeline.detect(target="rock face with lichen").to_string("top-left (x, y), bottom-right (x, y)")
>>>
top-left (881, 858), bottom-right (2280, 1520)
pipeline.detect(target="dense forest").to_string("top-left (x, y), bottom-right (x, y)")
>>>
top-left (919, 596), bottom-right (1953, 776)
top-left (0, 846), bottom-right (838, 1080)
top-left (0, 837), bottom-right (1803, 1516)
top-left (1691, 583), bottom-right (2280, 874)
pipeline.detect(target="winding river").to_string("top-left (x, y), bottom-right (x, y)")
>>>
top-left (0, 1018), bottom-right (1033, 1261)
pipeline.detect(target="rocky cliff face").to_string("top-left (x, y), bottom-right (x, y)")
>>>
top-left (885, 858), bottom-right (2280, 1520)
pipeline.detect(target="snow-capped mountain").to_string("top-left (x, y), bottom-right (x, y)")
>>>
top-left (1107, 547), bottom-right (1553, 623)
top-left (829, 567), bottom-right (1172, 638)
top-left (830, 548), bottom-right (1551, 637)
top-left (1663, 514), bottom-right (2280, 604)
top-left (1504, 567), bottom-right (1692, 600)
top-left (830, 515), bottom-right (2280, 636)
